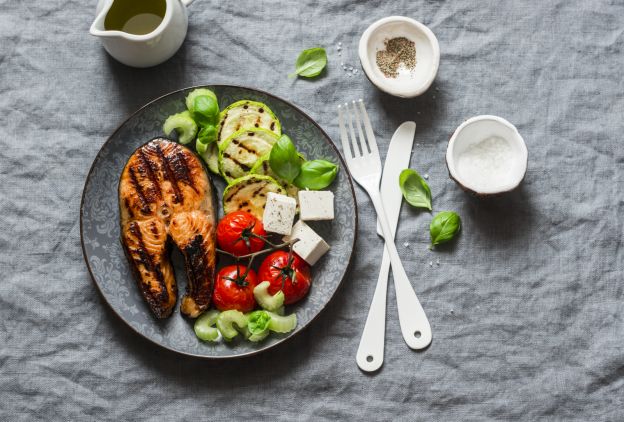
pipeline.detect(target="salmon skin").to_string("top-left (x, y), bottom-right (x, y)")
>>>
top-left (119, 138), bottom-right (216, 319)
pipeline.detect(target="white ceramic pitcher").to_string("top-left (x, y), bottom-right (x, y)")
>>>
top-left (90, 0), bottom-right (193, 68)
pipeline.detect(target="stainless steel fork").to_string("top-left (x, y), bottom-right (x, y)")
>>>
top-left (338, 100), bottom-right (432, 363)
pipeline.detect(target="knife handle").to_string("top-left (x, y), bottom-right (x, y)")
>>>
top-left (392, 255), bottom-right (433, 350)
top-left (369, 191), bottom-right (432, 351)
top-left (356, 250), bottom-right (390, 372)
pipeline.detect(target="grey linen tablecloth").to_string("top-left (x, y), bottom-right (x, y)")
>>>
top-left (1, 0), bottom-right (623, 420)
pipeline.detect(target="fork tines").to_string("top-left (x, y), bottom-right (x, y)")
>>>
top-left (338, 100), bottom-right (380, 162)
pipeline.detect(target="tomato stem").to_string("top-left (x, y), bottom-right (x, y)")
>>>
top-left (216, 238), bottom-right (299, 261)
top-left (223, 265), bottom-right (251, 287)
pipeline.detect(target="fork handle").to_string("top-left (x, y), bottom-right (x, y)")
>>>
top-left (356, 248), bottom-right (389, 371)
top-left (368, 191), bottom-right (432, 350)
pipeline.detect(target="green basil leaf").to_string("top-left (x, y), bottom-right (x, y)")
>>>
top-left (196, 125), bottom-right (217, 154)
top-left (197, 125), bottom-right (217, 144)
top-left (192, 95), bottom-right (219, 126)
top-left (269, 134), bottom-right (301, 183)
top-left (399, 169), bottom-right (432, 211)
top-left (289, 47), bottom-right (327, 78)
top-left (247, 310), bottom-right (271, 335)
top-left (293, 159), bottom-right (338, 190)
top-left (430, 211), bottom-right (461, 247)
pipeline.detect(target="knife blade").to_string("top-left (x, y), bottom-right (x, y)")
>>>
top-left (357, 121), bottom-right (415, 372)
top-left (376, 122), bottom-right (416, 237)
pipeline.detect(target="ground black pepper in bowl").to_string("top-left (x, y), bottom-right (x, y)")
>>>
top-left (375, 37), bottom-right (416, 78)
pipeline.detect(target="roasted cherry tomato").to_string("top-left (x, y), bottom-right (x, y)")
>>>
top-left (258, 251), bottom-right (311, 305)
top-left (213, 265), bottom-right (258, 312)
top-left (216, 211), bottom-right (266, 257)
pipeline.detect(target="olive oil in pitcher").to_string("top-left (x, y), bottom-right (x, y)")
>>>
top-left (104, 0), bottom-right (166, 35)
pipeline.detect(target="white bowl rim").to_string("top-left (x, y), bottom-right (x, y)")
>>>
top-left (358, 16), bottom-right (440, 98)
top-left (446, 115), bottom-right (528, 195)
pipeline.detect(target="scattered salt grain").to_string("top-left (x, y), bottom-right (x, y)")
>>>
top-left (403, 242), bottom-right (410, 247)
top-left (450, 309), bottom-right (455, 314)
top-left (353, 69), bottom-right (358, 74)
top-left (429, 261), bottom-right (433, 267)
top-left (424, 174), bottom-right (429, 179)
top-left (436, 258), bottom-right (440, 266)
top-left (338, 42), bottom-right (342, 46)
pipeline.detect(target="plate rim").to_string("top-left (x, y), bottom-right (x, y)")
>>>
top-left (79, 84), bottom-right (358, 359)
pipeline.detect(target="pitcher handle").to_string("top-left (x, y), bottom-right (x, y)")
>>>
top-left (181, 0), bottom-right (193, 6)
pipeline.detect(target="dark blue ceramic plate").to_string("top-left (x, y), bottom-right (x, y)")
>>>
top-left (80, 85), bottom-right (357, 358)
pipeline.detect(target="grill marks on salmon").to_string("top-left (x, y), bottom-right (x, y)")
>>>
top-left (169, 211), bottom-right (215, 317)
top-left (122, 218), bottom-right (176, 318)
top-left (119, 138), bottom-right (216, 319)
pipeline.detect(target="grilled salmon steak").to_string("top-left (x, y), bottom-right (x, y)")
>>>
top-left (119, 138), bottom-right (216, 319)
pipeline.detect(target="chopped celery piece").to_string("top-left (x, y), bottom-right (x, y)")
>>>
top-left (239, 325), bottom-right (252, 339)
top-left (253, 281), bottom-right (285, 311)
top-left (201, 143), bottom-right (220, 173)
top-left (248, 330), bottom-right (270, 342)
top-left (248, 310), bottom-right (270, 330)
top-left (246, 310), bottom-right (272, 342)
top-left (193, 310), bottom-right (220, 342)
top-left (267, 311), bottom-right (297, 333)
top-left (163, 110), bottom-right (197, 144)
top-left (216, 310), bottom-right (248, 341)
top-left (241, 325), bottom-right (269, 342)
top-left (185, 88), bottom-right (218, 112)
top-left (196, 136), bottom-right (208, 155)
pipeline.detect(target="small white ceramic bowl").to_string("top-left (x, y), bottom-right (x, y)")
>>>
top-left (358, 16), bottom-right (440, 98)
top-left (446, 115), bottom-right (528, 196)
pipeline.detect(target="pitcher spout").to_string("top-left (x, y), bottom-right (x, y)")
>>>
top-left (89, 0), bottom-right (114, 37)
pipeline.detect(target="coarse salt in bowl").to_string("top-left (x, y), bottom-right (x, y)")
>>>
top-left (358, 16), bottom-right (440, 98)
top-left (446, 115), bottom-right (528, 196)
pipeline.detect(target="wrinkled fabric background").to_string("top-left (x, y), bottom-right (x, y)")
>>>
top-left (1, 0), bottom-right (623, 420)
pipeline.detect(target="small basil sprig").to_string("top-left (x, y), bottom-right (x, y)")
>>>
top-left (399, 169), bottom-right (432, 211)
top-left (192, 95), bottom-right (219, 127)
top-left (294, 159), bottom-right (338, 190)
top-left (269, 135), bottom-right (301, 183)
top-left (289, 47), bottom-right (327, 78)
top-left (195, 125), bottom-right (218, 154)
top-left (430, 211), bottom-right (461, 247)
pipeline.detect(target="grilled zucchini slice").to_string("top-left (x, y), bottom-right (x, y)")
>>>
top-left (217, 100), bottom-right (281, 147)
top-left (223, 175), bottom-right (287, 218)
top-left (218, 128), bottom-right (279, 183)
top-left (249, 152), bottom-right (304, 199)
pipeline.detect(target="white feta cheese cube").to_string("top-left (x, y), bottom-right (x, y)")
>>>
top-left (298, 190), bottom-right (334, 221)
top-left (284, 220), bottom-right (330, 265)
top-left (262, 192), bottom-right (297, 235)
